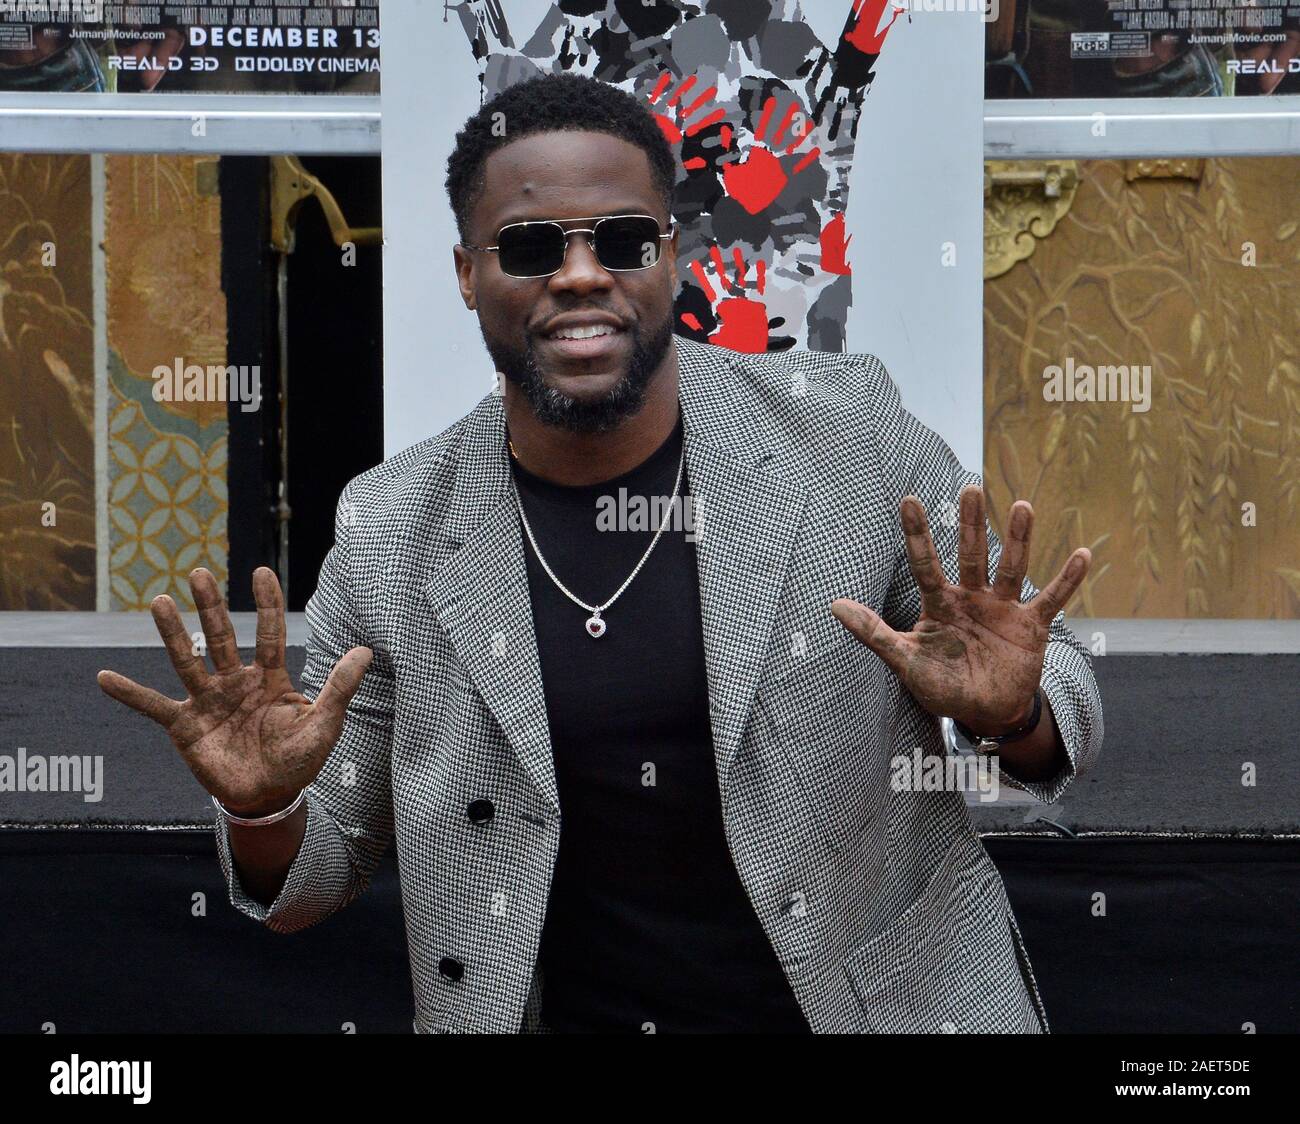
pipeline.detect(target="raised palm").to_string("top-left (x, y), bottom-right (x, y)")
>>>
top-left (97, 567), bottom-right (371, 816)
top-left (833, 485), bottom-right (1090, 733)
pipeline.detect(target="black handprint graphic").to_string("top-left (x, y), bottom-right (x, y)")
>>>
top-left (445, 0), bottom-right (907, 351)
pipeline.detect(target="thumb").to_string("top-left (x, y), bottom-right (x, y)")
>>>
top-left (310, 646), bottom-right (374, 732)
top-left (831, 599), bottom-right (908, 675)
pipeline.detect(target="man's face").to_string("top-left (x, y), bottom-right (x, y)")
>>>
top-left (453, 130), bottom-right (679, 433)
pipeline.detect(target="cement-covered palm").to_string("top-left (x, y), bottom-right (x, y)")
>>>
top-left (159, 655), bottom-right (328, 816)
top-left (832, 485), bottom-right (1090, 734)
top-left (97, 567), bottom-right (372, 816)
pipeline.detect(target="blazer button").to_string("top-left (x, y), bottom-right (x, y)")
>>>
top-left (439, 957), bottom-right (464, 982)
top-left (466, 799), bottom-right (495, 824)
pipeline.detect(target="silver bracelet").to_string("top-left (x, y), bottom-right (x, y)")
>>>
top-left (212, 788), bottom-right (306, 827)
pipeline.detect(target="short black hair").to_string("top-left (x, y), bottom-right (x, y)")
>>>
top-left (445, 73), bottom-right (676, 242)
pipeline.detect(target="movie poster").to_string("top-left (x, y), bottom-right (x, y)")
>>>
top-left (0, 1), bottom-right (380, 94)
top-left (382, 1), bottom-right (987, 465)
top-left (986, 0), bottom-right (1300, 98)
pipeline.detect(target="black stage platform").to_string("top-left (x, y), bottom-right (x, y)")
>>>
top-left (2, 647), bottom-right (1297, 1032)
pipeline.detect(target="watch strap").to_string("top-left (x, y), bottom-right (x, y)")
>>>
top-left (953, 688), bottom-right (1043, 751)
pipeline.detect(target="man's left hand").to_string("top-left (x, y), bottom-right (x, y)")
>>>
top-left (831, 484), bottom-right (1090, 737)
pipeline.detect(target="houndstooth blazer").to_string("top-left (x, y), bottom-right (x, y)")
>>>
top-left (216, 336), bottom-right (1103, 1034)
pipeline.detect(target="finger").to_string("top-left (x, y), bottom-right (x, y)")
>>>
top-left (899, 496), bottom-right (947, 602)
top-left (992, 500), bottom-right (1034, 601)
top-left (831, 599), bottom-right (910, 677)
top-left (253, 566), bottom-right (287, 671)
top-left (309, 647), bottom-right (375, 734)
top-left (190, 568), bottom-right (240, 673)
top-left (957, 484), bottom-right (989, 591)
top-left (1030, 548), bottom-right (1092, 627)
top-left (97, 669), bottom-right (183, 728)
top-left (151, 593), bottom-right (209, 696)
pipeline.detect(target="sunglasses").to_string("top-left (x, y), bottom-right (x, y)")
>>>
top-left (463, 214), bottom-right (675, 279)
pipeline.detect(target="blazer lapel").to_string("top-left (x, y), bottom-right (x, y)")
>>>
top-left (413, 339), bottom-right (804, 816)
top-left (677, 340), bottom-right (808, 798)
top-left (418, 399), bottom-right (559, 814)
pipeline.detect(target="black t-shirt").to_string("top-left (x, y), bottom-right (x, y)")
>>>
top-left (510, 416), bottom-right (810, 1034)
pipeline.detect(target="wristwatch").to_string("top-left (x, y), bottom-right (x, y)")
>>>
top-left (952, 688), bottom-right (1043, 755)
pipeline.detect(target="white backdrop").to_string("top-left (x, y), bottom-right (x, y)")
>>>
top-left (379, 0), bottom-right (985, 470)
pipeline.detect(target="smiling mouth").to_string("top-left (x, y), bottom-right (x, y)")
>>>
top-left (548, 324), bottom-right (621, 342)
top-left (537, 321), bottom-right (629, 364)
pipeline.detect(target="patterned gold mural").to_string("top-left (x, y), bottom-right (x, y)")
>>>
top-left (0, 155), bottom-right (95, 610)
top-left (0, 153), bottom-right (228, 612)
top-left (984, 157), bottom-right (1300, 619)
top-left (2, 151), bottom-right (1294, 619)
top-left (105, 154), bottom-right (228, 610)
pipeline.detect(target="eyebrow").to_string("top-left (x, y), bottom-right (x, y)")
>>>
top-left (491, 209), bottom-right (660, 229)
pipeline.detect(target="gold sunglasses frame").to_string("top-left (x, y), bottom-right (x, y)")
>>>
top-left (462, 214), bottom-right (676, 278)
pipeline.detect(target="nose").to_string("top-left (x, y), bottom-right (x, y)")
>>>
top-left (547, 230), bottom-right (613, 297)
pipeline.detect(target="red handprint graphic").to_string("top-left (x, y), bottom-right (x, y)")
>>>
top-left (455, 0), bottom-right (909, 353)
top-left (721, 94), bottom-right (822, 215)
top-left (679, 246), bottom-right (792, 354)
top-left (820, 213), bottom-right (852, 276)
top-left (646, 71), bottom-right (735, 174)
top-left (809, 0), bottom-right (909, 136)
top-left (847, 0), bottom-right (909, 57)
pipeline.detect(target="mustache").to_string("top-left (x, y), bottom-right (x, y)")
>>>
top-left (531, 307), bottom-right (634, 335)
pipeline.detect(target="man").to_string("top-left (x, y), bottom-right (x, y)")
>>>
top-left (98, 73), bottom-right (1102, 1034)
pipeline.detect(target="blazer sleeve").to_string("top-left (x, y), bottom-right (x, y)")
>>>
top-left (215, 481), bottom-right (397, 933)
top-left (859, 354), bottom-right (1104, 804)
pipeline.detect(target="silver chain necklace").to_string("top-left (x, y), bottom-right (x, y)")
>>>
top-left (510, 438), bottom-right (686, 639)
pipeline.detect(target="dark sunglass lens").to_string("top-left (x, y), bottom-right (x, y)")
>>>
top-left (595, 217), bottom-right (662, 270)
top-left (497, 223), bottom-right (566, 277)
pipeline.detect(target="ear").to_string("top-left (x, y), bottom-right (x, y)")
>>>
top-left (452, 244), bottom-right (477, 311)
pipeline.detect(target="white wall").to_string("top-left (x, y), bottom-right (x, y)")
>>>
top-left (379, 0), bottom-right (985, 470)
top-left (831, 6), bottom-right (985, 471)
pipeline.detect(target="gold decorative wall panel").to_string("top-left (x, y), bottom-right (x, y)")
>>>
top-left (0, 153), bottom-right (229, 611)
top-left (985, 157), bottom-right (1300, 619)
top-left (105, 155), bottom-right (228, 611)
top-left (0, 155), bottom-right (95, 610)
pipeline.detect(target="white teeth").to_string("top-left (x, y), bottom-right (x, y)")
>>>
top-left (552, 324), bottom-right (616, 340)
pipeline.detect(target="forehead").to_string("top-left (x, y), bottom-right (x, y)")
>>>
top-left (474, 130), bottom-right (664, 233)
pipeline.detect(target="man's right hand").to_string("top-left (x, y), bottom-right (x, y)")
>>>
top-left (97, 566), bottom-right (372, 818)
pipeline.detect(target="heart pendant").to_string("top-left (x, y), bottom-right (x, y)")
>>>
top-left (585, 614), bottom-right (607, 639)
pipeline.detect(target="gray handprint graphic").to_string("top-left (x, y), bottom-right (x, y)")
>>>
top-left (444, 0), bottom-right (908, 352)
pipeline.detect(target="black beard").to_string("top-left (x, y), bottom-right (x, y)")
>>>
top-left (482, 314), bottom-right (674, 434)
